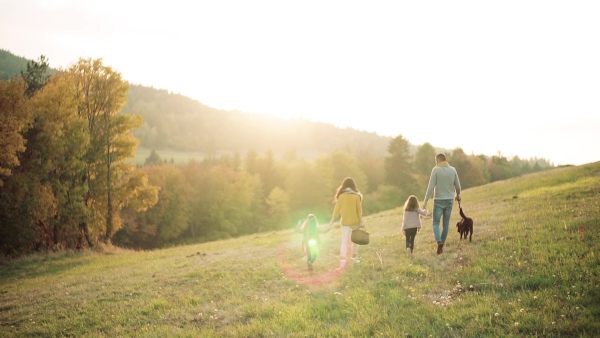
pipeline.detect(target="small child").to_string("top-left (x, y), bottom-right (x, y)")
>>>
top-left (401, 195), bottom-right (428, 257)
top-left (297, 214), bottom-right (330, 269)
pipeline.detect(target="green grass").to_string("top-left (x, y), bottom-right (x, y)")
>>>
top-left (1, 162), bottom-right (599, 337)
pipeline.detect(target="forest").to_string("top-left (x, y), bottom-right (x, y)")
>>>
top-left (0, 51), bottom-right (555, 255)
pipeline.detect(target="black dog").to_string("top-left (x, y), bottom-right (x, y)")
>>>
top-left (456, 204), bottom-right (473, 241)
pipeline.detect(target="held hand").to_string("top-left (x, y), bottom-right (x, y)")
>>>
top-left (455, 195), bottom-right (461, 202)
top-left (422, 202), bottom-right (427, 210)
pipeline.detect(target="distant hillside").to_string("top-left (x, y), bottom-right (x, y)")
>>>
top-left (0, 49), bottom-right (29, 80)
top-left (1, 49), bottom-right (393, 158)
top-left (121, 84), bottom-right (392, 158)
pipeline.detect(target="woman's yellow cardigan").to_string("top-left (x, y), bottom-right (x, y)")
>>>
top-left (331, 192), bottom-right (363, 226)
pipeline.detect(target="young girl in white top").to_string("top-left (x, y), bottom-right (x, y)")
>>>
top-left (401, 195), bottom-right (428, 257)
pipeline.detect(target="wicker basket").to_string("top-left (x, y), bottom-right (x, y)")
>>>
top-left (351, 228), bottom-right (370, 245)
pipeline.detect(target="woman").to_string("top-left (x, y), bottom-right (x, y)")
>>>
top-left (328, 177), bottom-right (364, 269)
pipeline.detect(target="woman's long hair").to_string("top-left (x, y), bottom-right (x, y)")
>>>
top-left (334, 177), bottom-right (360, 201)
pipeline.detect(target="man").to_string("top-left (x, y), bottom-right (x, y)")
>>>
top-left (423, 153), bottom-right (461, 255)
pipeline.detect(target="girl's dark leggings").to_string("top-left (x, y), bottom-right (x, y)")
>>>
top-left (405, 228), bottom-right (418, 251)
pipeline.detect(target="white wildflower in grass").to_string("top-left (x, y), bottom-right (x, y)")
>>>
top-left (534, 296), bottom-right (537, 300)
top-left (520, 309), bottom-right (524, 313)
top-left (552, 321), bottom-right (556, 325)
top-left (514, 322), bottom-right (519, 327)
top-left (495, 313), bottom-right (500, 317)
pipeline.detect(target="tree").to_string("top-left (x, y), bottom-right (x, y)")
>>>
top-left (68, 58), bottom-right (155, 244)
top-left (144, 149), bottom-right (162, 166)
top-left (414, 143), bottom-right (436, 176)
top-left (413, 142), bottom-right (436, 192)
top-left (449, 148), bottom-right (474, 189)
top-left (315, 149), bottom-right (368, 197)
top-left (488, 153), bottom-right (512, 182)
top-left (265, 187), bottom-right (291, 230)
top-left (285, 159), bottom-right (330, 221)
top-left (363, 184), bottom-right (405, 214)
top-left (355, 148), bottom-right (385, 194)
top-left (117, 164), bottom-right (185, 248)
top-left (0, 78), bottom-right (30, 187)
top-left (182, 162), bottom-right (263, 240)
top-left (384, 135), bottom-right (416, 193)
top-left (21, 55), bottom-right (50, 97)
top-left (256, 150), bottom-right (285, 198)
top-left (24, 72), bottom-right (89, 250)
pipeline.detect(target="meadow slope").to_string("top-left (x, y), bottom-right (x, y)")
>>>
top-left (1, 162), bottom-right (599, 337)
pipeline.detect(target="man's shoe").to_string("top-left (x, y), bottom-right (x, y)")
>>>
top-left (437, 242), bottom-right (444, 255)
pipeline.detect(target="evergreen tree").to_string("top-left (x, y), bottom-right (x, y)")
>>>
top-left (21, 55), bottom-right (50, 97)
top-left (144, 149), bottom-right (162, 166)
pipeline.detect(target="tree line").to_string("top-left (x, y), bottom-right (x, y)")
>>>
top-left (0, 56), bottom-right (554, 255)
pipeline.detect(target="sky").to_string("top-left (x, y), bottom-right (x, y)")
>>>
top-left (1, 0), bottom-right (599, 166)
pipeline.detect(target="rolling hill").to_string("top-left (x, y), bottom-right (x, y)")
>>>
top-left (1, 161), bottom-right (597, 336)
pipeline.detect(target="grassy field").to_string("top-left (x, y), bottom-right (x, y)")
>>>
top-left (1, 162), bottom-right (599, 337)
